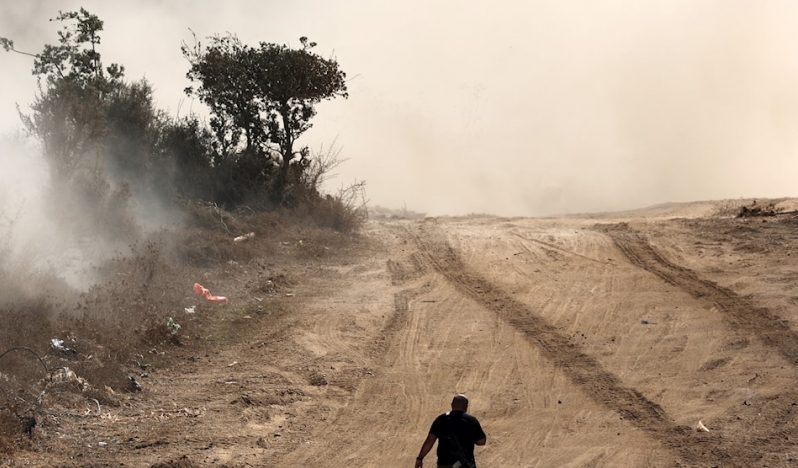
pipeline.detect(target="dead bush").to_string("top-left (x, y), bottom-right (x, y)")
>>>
top-left (179, 198), bottom-right (250, 233)
top-left (301, 140), bottom-right (344, 197)
top-left (171, 226), bottom-right (256, 267)
top-left (0, 410), bottom-right (22, 455)
top-left (303, 180), bottom-right (368, 233)
top-left (0, 300), bottom-right (59, 356)
top-left (712, 199), bottom-right (747, 218)
top-left (292, 227), bottom-right (359, 261)
top-left (737, 200), bottom-right (782, 218)
top-left (169, 207), bottom-right (290, 267)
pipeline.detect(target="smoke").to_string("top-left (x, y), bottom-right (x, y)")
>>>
top-left (2, 1), bottom-right (798, 219)
top-left (0, 135), bottom-right (132, 293)
top-left (0, 135), bottom-right (74, 293)
top-left (331, 0), bottom-right (798, 216)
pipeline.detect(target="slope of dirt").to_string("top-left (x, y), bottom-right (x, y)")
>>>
top-left (4, 200), bottom-right (798, 467)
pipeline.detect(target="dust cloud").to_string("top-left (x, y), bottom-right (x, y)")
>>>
top-left (2, 1), bottom-right (797, 218)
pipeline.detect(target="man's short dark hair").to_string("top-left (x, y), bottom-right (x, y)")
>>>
top-left (452, 393), bottom-right (469, 408)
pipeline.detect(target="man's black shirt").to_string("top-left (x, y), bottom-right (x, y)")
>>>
top-left (429, 410), bottom-right (486, 466)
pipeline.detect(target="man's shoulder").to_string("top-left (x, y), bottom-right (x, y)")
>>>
top-left (444, 411), bottom-right (482, 425)
top-left (432, 412), bottom-right (451, 423)
top-left (429, 412), bottom-right (451, 435)
top-left (433, 411), bottom-right (480, 425)
top-left (463, 412), bottom-right (480, 421)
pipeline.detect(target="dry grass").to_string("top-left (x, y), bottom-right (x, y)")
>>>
top-left (0, 189), bottom-right (369, 448)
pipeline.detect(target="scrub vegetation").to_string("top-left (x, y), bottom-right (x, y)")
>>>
top-left (0, 7), bottom-right (365, 447)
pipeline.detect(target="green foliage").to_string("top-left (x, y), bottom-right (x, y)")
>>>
top-left (4, 9), bottom-right (360, 231)
top-left (10, 8), bottom-right (130, 182)
top-left (105, 80), bottom-right (160, 183)
top-left (4, 9), bottom-right (154, 243)
top-left (167, 317), bottom-right (181, 335)
top-left (183, 34), bottom-right (348, 203)
top-left (20, 78), bottom-right (108, 178)
top-left (183, 35), bottom-right (263, 158)
top-left (32, 8), bottom-right (125, 88)
top-left (0, 37), bottom-right (14, 52)
top-left (0, 10), bottom-right (364, 400)
top-left (153, 116), bottom-right (219, 201)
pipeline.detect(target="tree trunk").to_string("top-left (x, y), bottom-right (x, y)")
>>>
top-left (278, 105), bottom-right (293, 192)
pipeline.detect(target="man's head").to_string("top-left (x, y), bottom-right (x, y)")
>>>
top-left (451, 393), bottom-right (469, 411)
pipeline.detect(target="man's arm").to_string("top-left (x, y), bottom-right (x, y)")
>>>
top-left (473, 416), bottom-right (487, 446)
top-left (415, 433), bottom-right (437, 467)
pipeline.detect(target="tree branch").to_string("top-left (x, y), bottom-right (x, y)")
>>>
top-left (0, 38), bottom-right (38, 58)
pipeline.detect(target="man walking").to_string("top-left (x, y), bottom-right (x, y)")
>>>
top-left (415, 394), bottom-right (487, 468)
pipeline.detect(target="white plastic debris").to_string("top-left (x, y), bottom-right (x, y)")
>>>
top-left (696, 420), bottom-right (710, 432)
top-left (184, 306), bottom-right (196, 314)
top-left (233, 232), bottom-right (255, 242)
top-left (128, 375), bottom-right (143, 392)
top-left (50, 338), bottom-right (77, 357)
top-left (51, 367), bottom-right (91, 391)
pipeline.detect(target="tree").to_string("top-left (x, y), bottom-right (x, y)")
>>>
top-left (31, 8), bottom-right (125, 87)
top-left (183, 34), bottom-right (348, 202)
top-left (2, 9), bottom-right (160, 241)
top-left (2, 8), bottom-right (126, 179)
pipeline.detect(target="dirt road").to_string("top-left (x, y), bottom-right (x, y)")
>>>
top-left (7, 204), bottom-right (798, 467)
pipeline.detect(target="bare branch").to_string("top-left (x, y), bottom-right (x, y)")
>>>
top-left (0, 347), bottom-right (49, 375)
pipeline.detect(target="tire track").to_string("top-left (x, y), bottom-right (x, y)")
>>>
top-left (407, 223), bottom-right (712, 466)
top-left (601, 223), bottom-right (798, 366)
top-left (511, 231), bottom-right (609, 265)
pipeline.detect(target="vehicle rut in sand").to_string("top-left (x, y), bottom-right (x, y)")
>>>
top-left (405, 223), bottom-right (715, 465)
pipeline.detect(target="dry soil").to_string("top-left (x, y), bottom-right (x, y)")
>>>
top-left (4, 199), bottom-right (798, 467)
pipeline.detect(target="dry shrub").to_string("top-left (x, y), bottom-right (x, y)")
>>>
top-left (0, 175), bottom-right (369, 399)
top-left (295, 141), bottom-right (369, 232)
top-left (169, 198), bottom-right (365, 266)
top-left (712, 198), bottom-right (789, 218)
top-left (0, 345), bottom-right (50, 411)
top-left (712, 199), bottom-right (745, 218)
top-left (292, 227), bottom-right (357, 260)
top-left (171, 202), bottom-right (290, 266)
top-left (44, 337), bottom-right (130, 399)
top-left (0, 300), bottom-right (60, 356)
top-left (301, 181), bottom-right (368, 233)
top-left (175, 199), bottom-right (258, 265)
top-left (0, 410), bottom-right (22, 456)
top-left (5, 237), bottom-right (189, 393)
top-left (80, 240), bottom-right (185, 338)
top-left (178, 198), bottom-right (251, 233)
top-left (0, 210), bottom-right (66, 309)
top-left (46, 175), bottom-right (140, 248)
top-left (737, 200), bottom-right (783, 218)
top-left (295, 237), bottom-right (332, 259)
top-left (0, 252), bottom-right (76, 311)
top-left (171, 226), bottom-right (257, 267)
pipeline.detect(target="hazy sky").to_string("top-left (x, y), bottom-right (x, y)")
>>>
top-left (2, 1), bottom-right (798, 217)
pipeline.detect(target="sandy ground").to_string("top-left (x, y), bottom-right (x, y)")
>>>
top-left (4, 200), bottom-right (798, 467)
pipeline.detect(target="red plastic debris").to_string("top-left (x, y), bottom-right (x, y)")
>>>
top-left (193, 283), bottom-right (228, 303)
